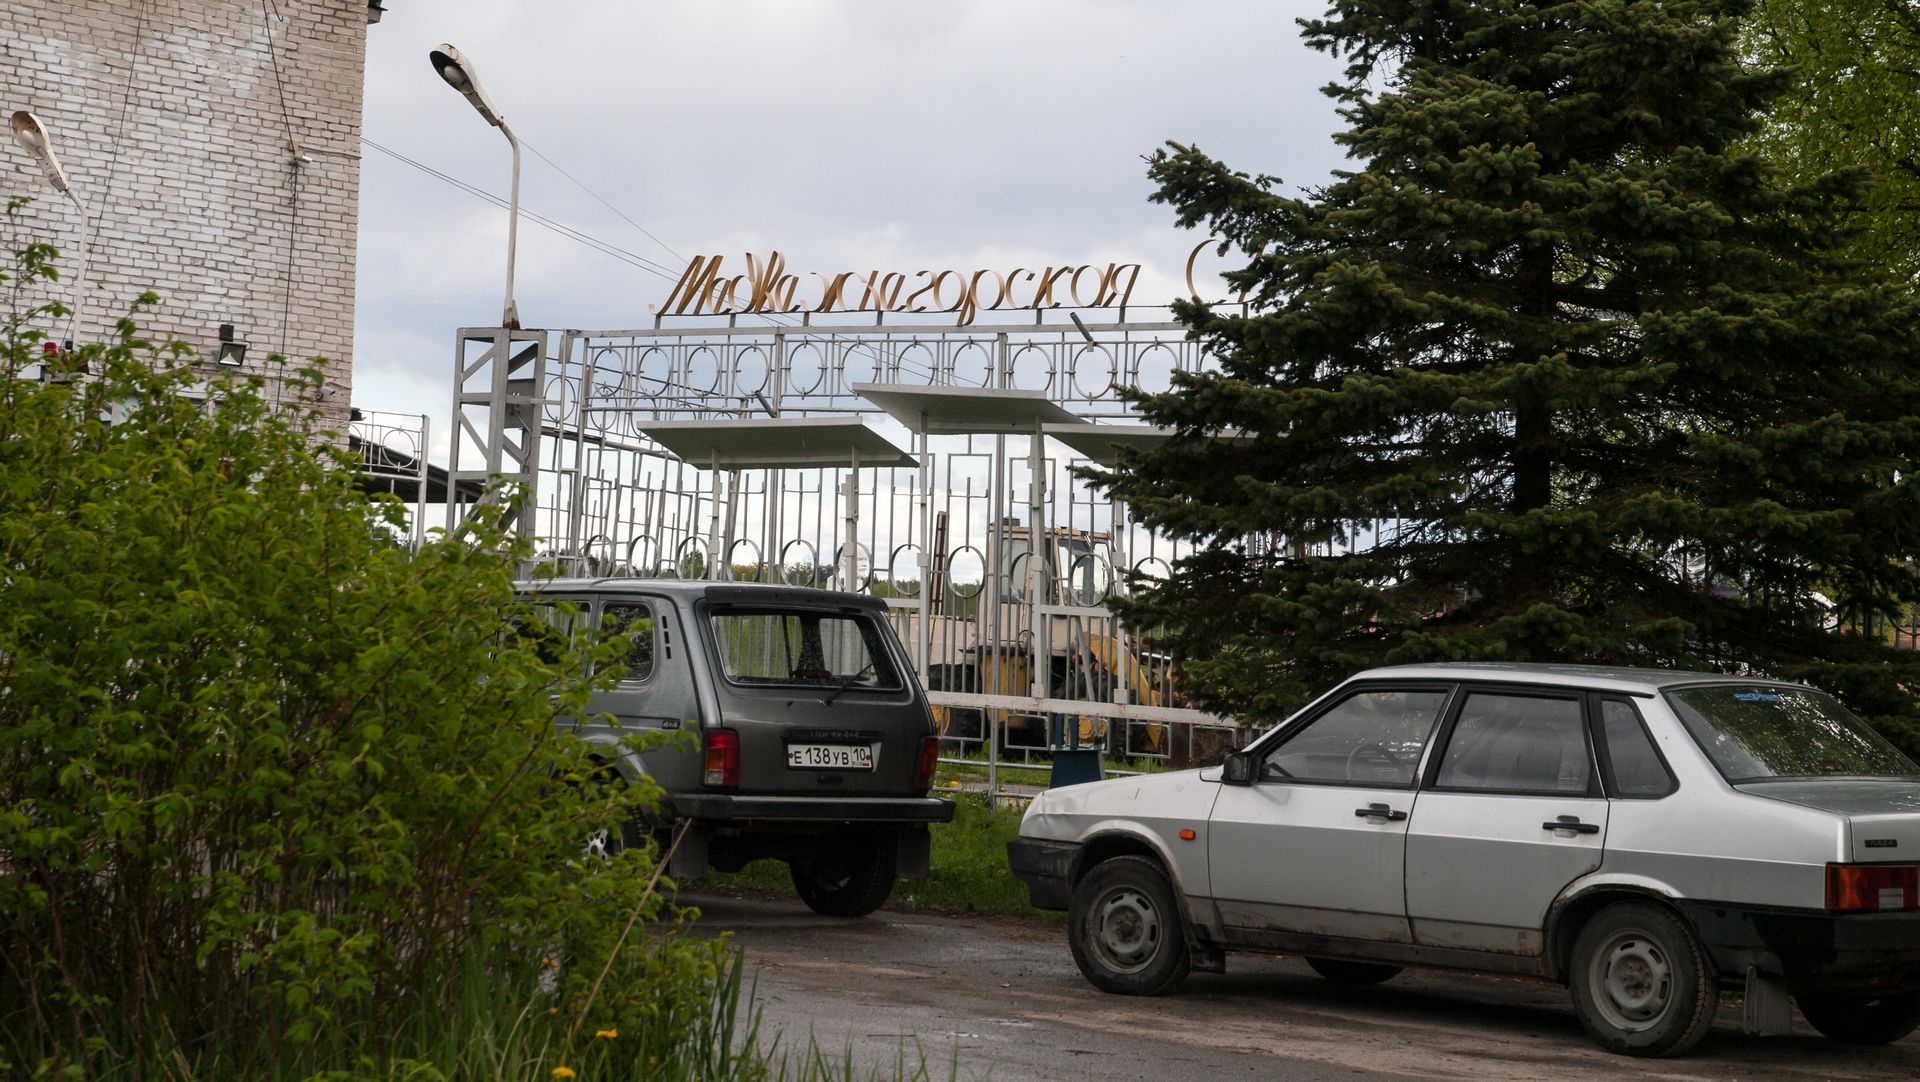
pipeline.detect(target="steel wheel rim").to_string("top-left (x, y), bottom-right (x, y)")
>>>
top-left (1091, 886), bottom-right (1162, 974)
top-left (1589, 929), bottom-right (1674, 1033)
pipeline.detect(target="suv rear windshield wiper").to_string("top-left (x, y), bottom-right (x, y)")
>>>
top-left (822, 661), bottom-right (877, 706)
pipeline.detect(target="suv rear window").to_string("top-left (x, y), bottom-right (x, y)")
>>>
top-left (709, 609), bottom-right (902, 691)
top-left (1666, 685), bottom-right (1920, 782)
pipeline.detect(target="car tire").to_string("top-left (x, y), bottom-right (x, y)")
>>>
top-left (790, 832), bottom-right (897, 918)
top-left (1569, 901), bottom-right (1716, 1057)
top-left (1305, 957), bottom-right (1402, 985)
top-left (1796, 990), bottom-right (1920, 1045)
top-left (1068, 855), bottom-right (1192, 996)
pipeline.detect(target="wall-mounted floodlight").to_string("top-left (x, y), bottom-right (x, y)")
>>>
top-left (429, 44), bottom-right (521, 329)
top-left (216, 322), bottom-right (248, 367)
top-left (10, 110), bottom-right (90, 357)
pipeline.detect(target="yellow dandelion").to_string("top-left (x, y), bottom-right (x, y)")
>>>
top-left (548, 1007), bottom-right (558, 1015)
top-left (541, 957), bottom-right (559, 969)
top-left (552, 1068), bottom-right (576, 1080)
top-left (594, 1028), bottom-right (618, 1039)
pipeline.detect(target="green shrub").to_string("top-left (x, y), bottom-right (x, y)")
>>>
top-left (0, 207), bottom-right (745, 1078)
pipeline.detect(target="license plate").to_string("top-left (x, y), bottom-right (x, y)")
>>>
top-left (787, 743), bottom-right (876, 770)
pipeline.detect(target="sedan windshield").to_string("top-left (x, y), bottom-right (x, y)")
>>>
top-left (1666, 685), bottom-right (1920, 782)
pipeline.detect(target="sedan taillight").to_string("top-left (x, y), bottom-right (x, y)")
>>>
top-left (1826, 863), bottom-right (1919, 912)
top-left (912, 734), bottom-right (940, 794)
top-left (703, 728), bottom-right (740, 788)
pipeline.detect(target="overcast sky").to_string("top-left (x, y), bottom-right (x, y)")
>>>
top-left (353, 1), bottom-right (1350, 459)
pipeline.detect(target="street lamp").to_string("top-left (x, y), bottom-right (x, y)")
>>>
top-left (10, 110), bottom-right (91, 359)
top-left (429, 44), bottom-right (521, 329)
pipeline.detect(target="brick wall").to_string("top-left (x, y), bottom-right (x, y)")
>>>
top-left (1, 0), bottom-right (373, 424)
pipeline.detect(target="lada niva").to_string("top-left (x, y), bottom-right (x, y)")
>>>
top-left (520, 578), bottom-right (955, 917)
top-left (1007, 663), bottom-right (1920, 1055)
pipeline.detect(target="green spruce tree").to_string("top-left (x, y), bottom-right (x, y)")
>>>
top-left (1102, 0), bottom-right (1920, 735)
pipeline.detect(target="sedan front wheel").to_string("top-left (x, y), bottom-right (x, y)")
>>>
top-left (1068, 855), bottom-right (1191, 996)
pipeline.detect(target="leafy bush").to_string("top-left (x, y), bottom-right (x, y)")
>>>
top-left (0, 208), bottom-right (748, 1078)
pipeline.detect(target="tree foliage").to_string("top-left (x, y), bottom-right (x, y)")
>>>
top-left (1100, 0), bottom-right (1920, 735)
top-left (1747, 0), bottom-right (1920, 277)
top-left (0, 210), bottom-right (747, 1078)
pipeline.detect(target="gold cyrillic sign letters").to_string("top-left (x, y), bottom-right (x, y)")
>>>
top-left (654, 251), bottom-right (1144, 327)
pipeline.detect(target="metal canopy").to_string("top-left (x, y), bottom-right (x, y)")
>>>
top-left (853, 382), bottom-right (1083, 435)
top-left (1044, 422), bottom-right (1179, 466)
top-left (635, 416), bottom-right (917, 470)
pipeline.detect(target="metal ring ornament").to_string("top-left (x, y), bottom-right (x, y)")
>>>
top-left (684, 345), bottom-right (722, 394)
top-left (673, 537), bottom-right (710, 579)
top-left (950, 341), bottom-right (993, 387)
top-left (1010, 343), bottom-right (1052, 391)
top-left (625, 535), bottom-right (659, 577)
top-left (1067, 551), bottom-right (1114, 603)
top-left (831, 541), bottom-right (874, 591)
top-left (945, 545), bottom-right (986, 600)
top-left (727, 539), bottom-right (763, 581)
top-left (1070, 344), bottom-right (1117, 399)
top-left (888, 544), bottom-right (922, 597)
top-left (783, 342), bottom-right (825, 396)
top-left (780, 539), bottom-right (820, 586)
top-left (732, 346), bottom-right (770, 395)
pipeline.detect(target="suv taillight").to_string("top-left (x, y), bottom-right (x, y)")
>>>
top-left (912, 734), bottom-right (940, 794)
top-left (1826, 863), bottom-right (1919, 912)
top-left (703, 728), bottom-right (740, 788)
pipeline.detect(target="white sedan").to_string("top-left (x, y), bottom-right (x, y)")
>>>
top-left (1007, 663), bottom-right (1920, 1057)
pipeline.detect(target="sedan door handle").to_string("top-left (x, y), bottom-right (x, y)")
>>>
top-left (1543, 815), bottom-right (1600, 835)
top-left (1355, 803), bottom-right (1408, 822)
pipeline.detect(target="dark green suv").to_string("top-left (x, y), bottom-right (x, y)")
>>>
top-left (519, 578), bottom-right (956, 917)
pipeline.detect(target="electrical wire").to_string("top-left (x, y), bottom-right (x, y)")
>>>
top-left (260, 0), bottom-right (301, 374)
top-left (363, 137), bottom-right (683, 282)
top-left (363, 137), bottom-right (934, 379)
top-left (521, 138), bottom-right (685, 266)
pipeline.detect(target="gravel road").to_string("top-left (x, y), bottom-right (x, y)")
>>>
top-left (688, 890), bottom-right (1920, 1081)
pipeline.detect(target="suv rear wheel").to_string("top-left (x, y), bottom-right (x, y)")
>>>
top-left (1569, 901), bottom-right (1715, 1057)
top-left (1796, 990), bottom-right (1920, 1044)
top-left (790, 831), bottom-right (897, 918)
top-left (1068, 855), bottom-right (1191, 996)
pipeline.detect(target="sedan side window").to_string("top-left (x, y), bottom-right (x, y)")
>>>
top-left (1435, 693), bottom-right (1590, 794)
top-left (1262, 689), bottom-right (1449, 787)
top-left (1596, 698), bottom-right (1675, 798)
top-left (601, 602), bottom-right (656, 683)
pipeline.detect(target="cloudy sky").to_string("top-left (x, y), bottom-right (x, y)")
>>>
top-left (352, 0), bottom-right (1350, 457)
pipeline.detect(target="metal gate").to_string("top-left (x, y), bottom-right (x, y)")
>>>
top-left (444, 310), bottom-right (1250, 782)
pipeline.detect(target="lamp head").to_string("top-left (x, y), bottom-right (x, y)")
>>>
top-left (9, 110), bottom-right (72, 194)
top-left (429, 44), bottom-right (505, 129)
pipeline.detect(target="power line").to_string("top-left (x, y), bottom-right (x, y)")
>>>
top-left (521, 138), bottom-right (685, 266)
top-left (361, 137), bottom-right (933, 379)
top-left (361, 137), bottom-right (682, 282)
top-left (259, 0), bottom-right (300, 363)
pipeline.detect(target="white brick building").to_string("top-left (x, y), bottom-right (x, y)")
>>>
top-left (1, 0), bottom-right (381, 423)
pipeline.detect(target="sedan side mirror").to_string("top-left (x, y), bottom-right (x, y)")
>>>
top-left (1222, 750), bottom-right (1258, 786)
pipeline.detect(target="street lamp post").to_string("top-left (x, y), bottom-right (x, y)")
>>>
top-left (10, 110), bottom-right (91, 359)
top-left (429, 44), bottom-right (521, 330)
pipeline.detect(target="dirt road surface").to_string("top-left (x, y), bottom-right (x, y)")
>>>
top-left (690, 891), bottom-right (1920, 1081)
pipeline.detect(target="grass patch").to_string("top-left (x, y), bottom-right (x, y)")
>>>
top-left (708, 793), bottom-right (1047, 918)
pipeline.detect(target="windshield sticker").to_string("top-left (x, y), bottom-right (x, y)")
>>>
top-left (1733, 692), bottom-right (1783, 702)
